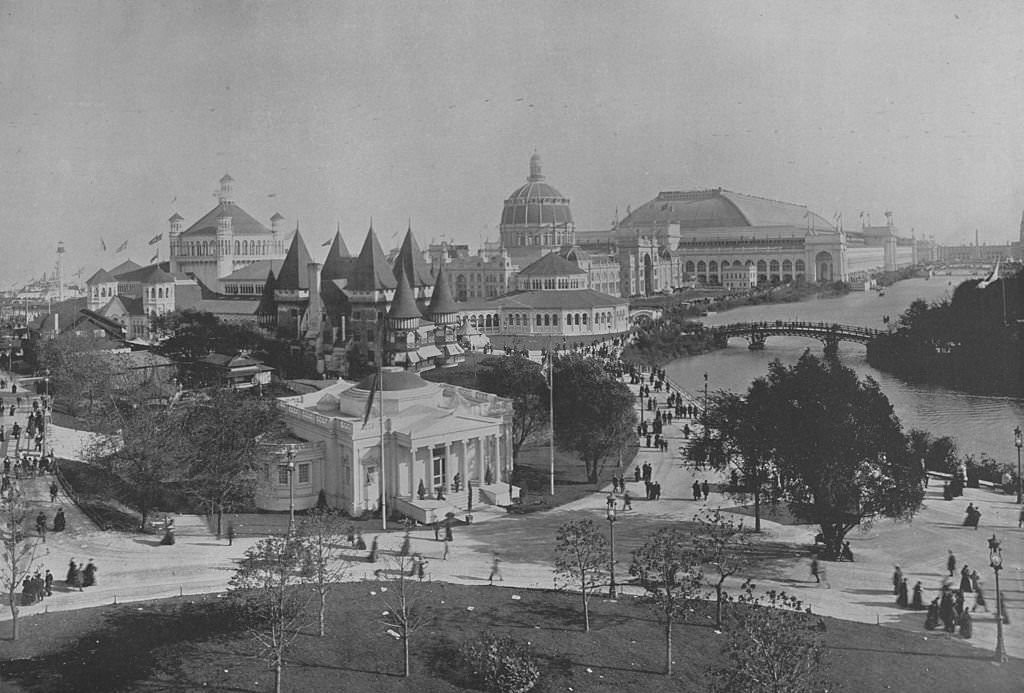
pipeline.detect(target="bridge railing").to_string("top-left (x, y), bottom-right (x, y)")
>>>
top-left (711, 321), bottom-right (884, 338)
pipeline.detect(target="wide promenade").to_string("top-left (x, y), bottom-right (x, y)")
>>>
top-left (2, 369), bottom-right (1021, 661)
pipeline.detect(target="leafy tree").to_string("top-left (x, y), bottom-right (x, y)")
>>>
top-left (153, 309), bottom-right (265, 361)
top-left (37, 332), bottom-right (121, 417)
top-left (709, 589), bottom-right (828, 693)
top-left (230, 535), bottom-right (310, 693)
top-left (1, 490), bottom-right (43, 640)
top-left (83, 404), bottom-right (189, 528)
top-left (296, 508), bottom-right (350, 637)
top-left (693, 508), bottom-right (750, 628)
top-left (552, 519), bottom-right (609, 632)
top-left (747, 351), bottom-right (925, 557)
top-left (181, 389), bottom-right (283, 537)
top-left (375, 554), bottom-right (433, 677)
top-left (686, 391), bottom-right (774, 531)
top-left (906, 428), bottom-right (959, 476)
top-left (476, 355), bottom-right (549, 461)
top-left (630, 527), bottom-right (703, 675)
top-left (551, 355), bottom-right (636, 484)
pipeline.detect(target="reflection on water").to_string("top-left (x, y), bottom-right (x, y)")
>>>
top-left (664, 278), bottom-right (1024, 461)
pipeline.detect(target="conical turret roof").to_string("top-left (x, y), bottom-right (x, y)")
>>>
top-left (276, 229), bottom-right (314, 290)
top-left (427, 264), bottom-right (458, 316)
top-left (322, 231), bottom-right (352, 281)
top-left (350, 226), bottom-right (398, 292)
top-left (393, 226), bottom-right (434, 289)
top-left (387, 268), bottom-right (423, 321)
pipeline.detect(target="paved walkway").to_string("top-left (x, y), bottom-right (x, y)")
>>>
top-left (1, 368), bottom-right (1021, 660)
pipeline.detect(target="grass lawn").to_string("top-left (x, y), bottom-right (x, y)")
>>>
top-left (513, 441), bottom-right (636, 509)
top-left (1, 582), bottom-right (1020, 692)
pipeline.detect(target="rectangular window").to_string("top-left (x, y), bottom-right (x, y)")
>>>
top-left (298, 463), bottom-right (310, 483)
top-left (278, 467), bottom-right (290, 485)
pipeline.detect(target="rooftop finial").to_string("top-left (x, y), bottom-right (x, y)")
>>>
top-left (529, 151), bottom-right (544, 182)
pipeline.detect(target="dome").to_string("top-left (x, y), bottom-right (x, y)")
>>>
top-left (355, 367), bottom-right (431, 392)
top-left (501, 153), bottom-right (573, 227)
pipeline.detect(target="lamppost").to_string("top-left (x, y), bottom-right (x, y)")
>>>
top-left (988, 534), bottom-right (1007, 663)
top-left (281, 449), bottom-right (296, 535)
top-left (44, 369), bottom-right (49, 399)
top-left (607, 499), bottom-right (618, 599)
top-left (1015, 426), bottom-right (1022, 504)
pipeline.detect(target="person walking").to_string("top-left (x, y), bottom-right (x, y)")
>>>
top-left (488, 555), bottom-right (503, 584)
top-left (810, 557), bottom-right (821, 583)
top-left (897, 577), bottom-right (909, 608)
top-left (622, 490), bottom-right (632, 510)
top-left (35, 511), bottom-right (46, 543)
top-left (226, 522), bottom-right (235, 546)
top-left (911, 581), bottom-right (925, 610)
top-left (1018, 506), bottom-right (1024, 529)
top-left (701, 480), bottom-right (710, 501)
top-left (946, 550), bottom-right (956, 577)
top-left (49, 480), bottom-right (58, 503)
top-left (892, 565), bottom-right (903, 595)
top-left (83, 560), bottom-right (97, 587)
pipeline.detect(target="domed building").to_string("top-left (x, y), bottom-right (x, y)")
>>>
top-left (499, 153), bottom-right (576, 263)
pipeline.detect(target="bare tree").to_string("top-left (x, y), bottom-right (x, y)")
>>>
top-left (1, 489), bottom-right (43, 640)
top-left (630, 527), bottom-right (703, 675)
top-left (553, 519), bottom-right (609, 632)
top-left (375, 554), bottom-right (433, 677)
top-left (693, 508), bottom-right (750, 628)
top-left (296, 508), bottom-right (350, 637)
top-left (229, 535), bottom-right (310, 693)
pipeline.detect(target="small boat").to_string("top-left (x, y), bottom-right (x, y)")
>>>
top-left (878, 290), bottom-right (886, 297)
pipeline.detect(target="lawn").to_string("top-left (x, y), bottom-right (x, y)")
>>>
top-left (1, 582), bottom-right (1020, 692)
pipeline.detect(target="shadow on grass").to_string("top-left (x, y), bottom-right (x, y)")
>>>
top-left (0, 598), bottom-right (246, 693)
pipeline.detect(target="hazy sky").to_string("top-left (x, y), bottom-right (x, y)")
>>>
top-left (3, 1), bottom-right (1024, 286)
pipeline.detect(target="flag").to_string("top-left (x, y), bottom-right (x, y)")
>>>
top-left (116, 240), bottom-right (128, 253)
top-left (361, 372), bottom-right (379, 428)
top-left (321, 238), bottom-right (332, 247)
top-left (150, 253), bottom-right (159, 263)
top-left (148, 233), bottom-right (163, 246)
top-left (977, 260), bottom-right (1000, 289)
top-left (100, 237), bottom-right (107, 252)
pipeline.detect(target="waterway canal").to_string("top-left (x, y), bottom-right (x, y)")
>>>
top-left (665, 276), bottom-right (1024, 463)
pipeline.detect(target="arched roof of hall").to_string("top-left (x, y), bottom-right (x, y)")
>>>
top-left (620, 188), bottom-right (833, 231)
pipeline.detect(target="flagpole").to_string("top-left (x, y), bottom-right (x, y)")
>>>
top-left (379, 320), bottom-right (387, 531)
top-left (548, 339), bottom-right (555, 496)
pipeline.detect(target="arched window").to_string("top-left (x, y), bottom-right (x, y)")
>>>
top-left (685, 261), bottom-right (695, 273)
top-left (757, 260), bottom-right (767, 273)
top-left (536, 314), bottom-right (542, 326)
top-left (709, 260), bottom-right (718, 273)
top-left (493, 313), bottom-right (500, 327)
top-left (235, 241), bottom-right (241, 255)
top-left (697, 261), bottom-right (707, 273)
top-left (485, 315), bottom-right (492, 328)
top-left (574, 313), bottom-right (580, 325)
top-left (769, 260), bottom-right (780, 273)
top-left (795, 260), bottom-right (806, 272)
top-left (552, 314), bottom-right (558, 326)
top-left (782, 259), bottom-right (793, 272)
top-left (582, 313), bottom-right (588, 325)
top-left (543, 314), bottom-right (550, 326)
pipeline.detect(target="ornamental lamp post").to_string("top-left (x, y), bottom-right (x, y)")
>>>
top-left (607, 500), bottom-right (618, 599)
top-left (281, 449), bottom-right (296, 536)
top-left (988, 534), bottom-right (1007, 663)
top-left (1014, 426), bottom-right (1022, 504)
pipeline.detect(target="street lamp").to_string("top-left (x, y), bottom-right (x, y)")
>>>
top-left (607, 499), bottom-right (618, 599)
top-left (280, 449), bottom-right (296, 535)
top-left (1015, 426), bottom-right (1022, 504)
top-left (988, 534), bottom-right (1007, 663)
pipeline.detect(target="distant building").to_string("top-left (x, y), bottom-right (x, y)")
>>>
top-left (167, 174), bottom-right (291, 292)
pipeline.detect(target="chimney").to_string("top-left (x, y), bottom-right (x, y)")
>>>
top-left (306, 261), bottom-right (323, 337)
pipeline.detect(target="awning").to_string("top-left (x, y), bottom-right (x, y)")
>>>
top-left (443, 343), bottom-right (464, 356)
top-left (418, 345), bottom-right (442, 359)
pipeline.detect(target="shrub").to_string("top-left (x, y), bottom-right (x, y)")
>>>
top-left (459, 634), bottom-right (541, 693)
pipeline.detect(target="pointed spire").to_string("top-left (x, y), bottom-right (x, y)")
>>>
top-left (387, 267), bottom-right (422, 321)
top-left (322, 230), bottom-right (352, 282)
top-left (393, 226), bottom-right (433, 288)
top-left (350, 225), bottom-right (397, 292)
top-left (427, 263), bottom-right (458, 318)
top-left (275, 229), bottom-right (314, 290)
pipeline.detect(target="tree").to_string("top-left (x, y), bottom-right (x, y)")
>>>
top-left (693, 508), bottom-right (750, 628)
top-left (182, 389), bottom-right (283, 537)
top-left (37, 332), bottom-right (121, 417)
top-left (686, 391), bottom-right (774, 531)
top-left (553, 519), bottom-right (609, 632)
top-left (375, 554), bottom-right (433, 677)
top-left (551, 355), bottom-right (636, 484)
top-left (230, 535), bottom-right (310, 693)
top-left (83, 403), bottom-right (189, 528)
top-left (709, 589), bottom-right (828, 693)
top-left (296, 508), bottom-right (350, 637)
top-left (630, 527), bottom-right (703, 675)
top-left (476, 355), bottom-right (549, 461)
top-left (153, 309), bottom-right (265, 361)
top-left (0, 490), bottom-right (43, 641)
top-left (747, 351), bottom-right (926, 557)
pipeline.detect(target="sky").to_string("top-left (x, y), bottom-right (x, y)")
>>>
top-left (3, 0), bottom-right (1024, 286)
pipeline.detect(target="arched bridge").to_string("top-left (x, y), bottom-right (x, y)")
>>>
top-left (711, 321), bottom-right (885, 356)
